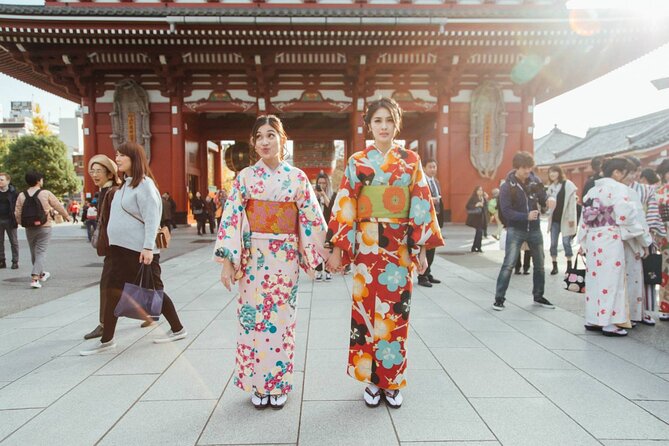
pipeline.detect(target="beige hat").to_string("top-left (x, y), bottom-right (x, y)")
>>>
top-left (88, 154), bottom-right (120, 185)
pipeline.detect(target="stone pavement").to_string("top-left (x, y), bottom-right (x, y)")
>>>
top-left (0, 228), bottom-right (668, 445)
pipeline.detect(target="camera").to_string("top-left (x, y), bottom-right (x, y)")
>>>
top-left (315, 184), bottom-right (322, 192)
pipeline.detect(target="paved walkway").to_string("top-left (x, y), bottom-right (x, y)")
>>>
top-left (0, 234), bottom-right (668, 445)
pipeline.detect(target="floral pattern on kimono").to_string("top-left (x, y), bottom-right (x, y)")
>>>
top-left (214, 160), bottom-right (327, 395)
top-left (656, 183), bottom-right (669, 314)
top-left (327, 145), bottom-right (444, 390)
top-left (578, 178), bottom-right (646, 327)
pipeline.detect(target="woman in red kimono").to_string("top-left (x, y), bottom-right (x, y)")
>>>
top-left (326, 97), bottom-right (444, 408)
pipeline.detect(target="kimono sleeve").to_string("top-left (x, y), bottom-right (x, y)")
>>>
top-left (408, 161), bottom-right (445, 251)
top-left (213, 171), bottom-right (250, 271)
top-left (616, 188), bottom-right (648, 254)
top-left (327, 156), bottom-right (360, 265)
top-left (295, 170), bottom-right (328, 272)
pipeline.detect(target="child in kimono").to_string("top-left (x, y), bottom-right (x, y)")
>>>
top-left (215, 115), bottom-right (327, 409)
top-left (326, 97), bottom-right (444, 408)
top-left (578, 157), bottom-right (649, 337)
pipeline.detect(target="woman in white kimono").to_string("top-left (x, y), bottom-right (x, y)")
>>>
top-left (578, 158), bottom-right (649, 337)
top-left (215, 115), bottom-right (327, 409)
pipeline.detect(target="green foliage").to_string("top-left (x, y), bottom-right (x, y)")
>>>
top-left (3, 135), bottom-right (80, 196)
top-left (0, 136), bottom-right (9, 168)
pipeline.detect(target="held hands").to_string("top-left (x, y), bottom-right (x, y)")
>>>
top-left (546, 197), bottom-right (557, 210)
top-left (326, 247), bottom-right (343, 273)
top-left (220, 259), bottom-right (236, 291)
top-left (139, 249), bottom-right (153, 265)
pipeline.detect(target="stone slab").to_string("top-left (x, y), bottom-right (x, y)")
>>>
top-left (471, 397), bottom-right (600, 446)
top-left (410, 318), bottom-right (484, 348)
top-left (0, 409), bottom-right (40, 442)
top-left (1, 375), bottom-right (155, 446)
top-left (99, 399), bottom-right (216, 446)
top-left (199, 372), bottom-right (305, 445)
top-left (636, 401), bottom-right (669, 425)
top-left (302, 349), bottom-right (360, 401)
top-left (471, 331), bottom-right (574, 369)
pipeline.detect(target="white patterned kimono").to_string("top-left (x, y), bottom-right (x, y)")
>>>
top-left (214, 160), bottom-right (327, 396)
top-left (578, 178), bottom-right (647, 327)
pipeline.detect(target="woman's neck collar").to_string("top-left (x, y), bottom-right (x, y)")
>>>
top-left (260, 158), bottom-right (281, 171)
top-left (373, 141), bottom-right (394, 154)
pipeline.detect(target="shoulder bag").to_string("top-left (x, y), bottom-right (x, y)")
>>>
top-left (120, 186), bottom-right (171, 250)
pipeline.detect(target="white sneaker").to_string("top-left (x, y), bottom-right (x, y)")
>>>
top-left (325, 272), bottom-right (332, 281)
top-left (30, 280), bottom-right (41, 289)
top-left (315, 272), bottom-right (323, 281)
top-left (39, 272), bottom-right (51, 282)
top-left (153, 328), bottom-right (187, 344)
top-left (80, 340), bottom-right (116, 356)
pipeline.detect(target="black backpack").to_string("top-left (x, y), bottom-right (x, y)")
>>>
top-left (21, 190), bottom-right (48, 227)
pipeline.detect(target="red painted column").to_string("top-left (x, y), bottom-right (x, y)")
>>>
top-left (350, 102), bottom-right (366, 153)
top-left (82, 84), bottom-right (97, 197)
top-left (436, 91), bottom-right (451, 221)
top-left (214, 144), bottom-right (223, 188)
top-left (170, 88), bottom-right (186, 222)
top-left (520, 93), bottom-right (535, 153)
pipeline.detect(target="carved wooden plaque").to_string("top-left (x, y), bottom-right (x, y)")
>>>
top-left (110, 79), bottom-right (152, 160)
top-left (469, 81), bottom-right (507, 179)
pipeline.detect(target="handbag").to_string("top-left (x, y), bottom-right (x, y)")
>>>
top-left (659, 202), bottom-right (669, 222)
top-left (466, 207), bottom-right (483, 215)
top-left (642, 252), bottom-right (662, 285)
top-left (114, 264), bottom-right (164, 320)
top-left (564, 254), bottom-right (586, 293)
top-left (120, 186), bottom-right (170, 249)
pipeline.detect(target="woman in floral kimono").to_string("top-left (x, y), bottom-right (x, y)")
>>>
top-left (215, 115), bottom-right (327, 410)
top-left (326, 98), bottom-right (444, 408)
top-left (578, 158), bottom-right (649, 337)
top-left (655, 159), bottom-right (669, 321)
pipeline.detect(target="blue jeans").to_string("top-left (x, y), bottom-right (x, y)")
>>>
top-left (495, 226), bottom-right (545, 301)
top-left (549, 221), bottom-right (574, 258)
top-left (84, 220), bottom-right (97, 242)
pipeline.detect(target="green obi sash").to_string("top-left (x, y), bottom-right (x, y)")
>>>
top-left (357, 185), bottom-right (410, 220)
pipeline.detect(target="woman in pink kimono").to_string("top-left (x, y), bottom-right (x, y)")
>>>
top-left (215, 115), bottom-right (327, 409)
top-left (578, 158), bottom-right (649, 337)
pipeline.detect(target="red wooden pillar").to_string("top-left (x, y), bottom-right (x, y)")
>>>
top-left (520, 94), bottom-right (535, 153)
top-left (170, 87), bottom-right (186, 222)
top-left (82, 84), bottom-right (97, 197)
top-left (198, 137), bottom-right (208, 197)
top-left (214, 143), bottom-right (223, 188)
top-left (436, 91), bottom-right (451, 221)
top-left (350, 102), bottom-right (366, 153)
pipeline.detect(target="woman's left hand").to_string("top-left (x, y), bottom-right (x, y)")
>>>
top-left (416, 248), bottom-right (428, 275)
top-left (139, 249), bottom-right (153, 265)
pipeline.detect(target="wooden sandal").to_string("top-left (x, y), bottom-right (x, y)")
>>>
top-left (363, 386), bottom-right (382, 408)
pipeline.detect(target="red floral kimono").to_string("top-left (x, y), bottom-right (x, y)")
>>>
top-left (328, 145), bottom-right (444, 390)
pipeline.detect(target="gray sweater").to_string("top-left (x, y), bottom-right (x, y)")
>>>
top-left (107, 177), bottom-right (162, 253)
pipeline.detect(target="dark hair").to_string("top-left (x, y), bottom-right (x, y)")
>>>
top-left (25, 170), bottom-right (44, 187)
top-left (468, 185), bottom-right (484, 201)
top-left (512, 151), bottom-right (535, 169)
top-left (657, 159), bottom-right (669, 182)
top-left (0, 172), bottom-right (10, 181)
top-left (640, 168), bottom-right (660, 185)
top-left (316, 172), bottom-right (332, 196)
top-left (548, 165), bottom-right (565, 182)
top-left (363, 97), bottom-right (403, 137)
top-left (116, 142), bottom-right (158, 189)
top-left (424, 159), bottom-right (437, 167)
top-left (250, 115), bottom-right (288, 161)
top-left (602, 157), bottom-right (631, 178)
top-left (625, 155), bottom-right (641, 170)
top-left (591, 156), bottom-right (604, 172)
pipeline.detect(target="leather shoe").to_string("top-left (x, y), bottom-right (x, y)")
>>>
top-left (428, 275), bottom-right (441, 284)
top-left (11, 262), bottom-right (18, 269)
top-left (418, 277), bottom-right (432, 288)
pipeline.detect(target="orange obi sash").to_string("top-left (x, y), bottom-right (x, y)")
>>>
top-left (247, 199), bottom-right (298, 234)
top-left (357, 185), bottom-right (411, 220)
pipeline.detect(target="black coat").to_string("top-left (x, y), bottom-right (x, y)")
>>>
top-left (465, 195), bottom-right (488, 230)
top-left (1, 184), bottom-right (19, 228)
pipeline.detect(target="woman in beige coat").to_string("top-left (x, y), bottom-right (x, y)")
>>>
top-left (15, 170), bottom-right (70, 288)
top-left (546, 165), bottom-right (578, 275)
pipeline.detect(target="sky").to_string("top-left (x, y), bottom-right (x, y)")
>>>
top-left (0, 0), bottom-right (668, 138)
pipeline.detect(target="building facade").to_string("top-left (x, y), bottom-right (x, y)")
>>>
top-left (1, 1), bottom-right (667, 222)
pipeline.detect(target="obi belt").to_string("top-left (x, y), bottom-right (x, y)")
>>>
top-left (582, 199), bottom-right (615, 228)
top-left (247, 199), bottom-right (298, 234)
top-left (357, 185), bottom-right (410, 221)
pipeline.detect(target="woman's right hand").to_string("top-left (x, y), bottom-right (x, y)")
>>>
top-left (220, 259), bottom-right (236, 291)
top-left (326, 247), bottom-right (342, 273)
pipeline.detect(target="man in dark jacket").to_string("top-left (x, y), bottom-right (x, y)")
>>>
top-left (493, 152), bottom-right (556, 311)
top-left (0, 172), bottom-right (19, 269)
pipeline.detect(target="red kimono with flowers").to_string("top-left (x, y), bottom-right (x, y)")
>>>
top-left (328, 145), bottom-right (444, 390)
